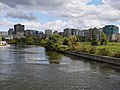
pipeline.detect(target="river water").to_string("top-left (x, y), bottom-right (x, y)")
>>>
top-left (0, 45), bottom-right (120, 90)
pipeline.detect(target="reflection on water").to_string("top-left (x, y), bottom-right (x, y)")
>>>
top-left (0, 45), bottom-right (71, 65)
top-left (46, 50), bottom-right (72, 64)
top-left (0, 45), bottom-right (120, 90)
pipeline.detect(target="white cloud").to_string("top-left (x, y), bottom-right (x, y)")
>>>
top-left (22, 20), bottom-right (68, 31)
top-left (0, 0), bottom-right (120, 31)
top-left (0, 3), bottom-right (3, 11)
top-left (98, 4), bottom-right (120, 22)
top-left (42, 20), bottom-right (67, 31)
top-left (6, 10), bottom-right (37, 20)
top-left (0, 19), bottom-right (15, 27)
top-left (102, 0), bottom-right (120, 10)
top-left (21, 21), bottom-right (41, 30)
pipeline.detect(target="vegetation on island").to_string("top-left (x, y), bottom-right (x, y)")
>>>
top-left (8, 32), bottom-right (120, 58)
top-left (9, 35), bottom-right (41, 45)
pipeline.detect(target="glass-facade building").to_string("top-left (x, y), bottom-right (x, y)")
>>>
top-left (103, 25), bottom-right (119, 35)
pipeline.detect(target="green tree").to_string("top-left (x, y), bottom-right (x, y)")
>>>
top-left (97, 47), bottom-right (112, 56)
top-left (40, 39), bottom-right (47, 47)
top-left (100, 32), bottom-right (108, 45)
top-left (91, 31), bottom-right (98, 46)
top-left (10, 39), bottom-right (16, 44)
top-left (78, 36), bottom-right (89, 42)
top-left (63, 37), bottom-right (69, 45)
top-left (44, 34), bottom-right (62, 50)
top-left (69, 35), bottom-right (77, 44)
top-left (2, 37), bottom-right (6, 41)
top-left (20, 38), bottom-right (27, 44)
top-left (26, 36), bottom-right (34, 45)
top-left (0, 35), bottom-right (2, 41)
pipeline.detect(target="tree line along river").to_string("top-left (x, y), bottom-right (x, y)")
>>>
top-left (0, 45), bottom-right (120, 90)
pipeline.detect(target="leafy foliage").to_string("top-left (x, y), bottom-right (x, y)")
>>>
top-left (89, 46), bottom-right (97, 54)
top-left (97, 47), bottom-right (112, 56)
top-left (7, 33), bottom-right (119, 58)
top-left (113, 51), bottom-right (120, 58)
top-left (91, 31), bottom-right (98, 46)
top-left (68, 36), bottom-right (77, 44)
top-left (9, 35), bottom-right (41, 45)
top-left (80, 45), bottom-right (89, 53)
top-left (0, 35), bottom-right (2, 41)
top-left (63, 37), bottom-right (69, 45)
top-left (100, 32), bottom-right (108, 45)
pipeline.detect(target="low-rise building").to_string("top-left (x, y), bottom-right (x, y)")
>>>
top-left (63, 28), bottom-right (80, 36)
top-left (80, 29), bottom-right (89, 37)
top-left (58, 32), bottom-right (64, 36)
top-left (53, 31), bottom-right (58, 34)
top-left (24, 30), bottom-right (39, 37)
top-left (8, 28), bottom-right (13, 35)
top-left (7, 28), bottom-right (14, 39)
top-left (0, 31), bottom-right (8, 36)
top-left (32, 30), bottom-right (38, 35)
top-left (45, 29), bottom-right (52, 37)
top-left (64, 28), bottom-right (72, 36)
top-left (116, 33), bottom-right (120, 42)
top-left (0, 31), bottom-right (8, 39)
top-left (39, 32), bottom-right (46, 39)
top-left (24, 30), bottom-right (34, 37)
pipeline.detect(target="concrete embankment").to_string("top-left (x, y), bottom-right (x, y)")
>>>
top-left (66, 51), bottom-right (120, 66)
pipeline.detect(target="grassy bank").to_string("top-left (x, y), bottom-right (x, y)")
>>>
top-left (78, 42), bottom-right (120, 51)
top-left (8, 35), bottom-right (120, 59)
top-left (39, 35), bottom-right (120, 58)
top-left (76, 42), bottom-right (120, 58)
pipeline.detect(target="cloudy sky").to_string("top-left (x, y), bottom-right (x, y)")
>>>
top-left (0, 0), bottom-right (120, 32)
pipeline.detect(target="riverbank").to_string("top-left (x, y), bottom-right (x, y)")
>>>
top-left (8, 35), bottom-right (120, 59)
top-left (7, 34), bottom-right (120, 66)
top-left (66, 51), bottom-right (120, 66)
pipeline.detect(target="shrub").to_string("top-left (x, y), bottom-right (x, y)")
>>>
top-left (113, 51), bottom-right (120, 58)
top-left (100, 32), bottom-right (108, 45)
top-left (59, 47), bottom-right (68, 53)
top-left (80, 45), bottom-right (89, 53)
top-left (89, 46), bottom-right (97, 54)
top-left (40, 39), bottom-right (47, 47)
top-left (97, 47), bottom-right (112, 56)
top-left (63, 37), bottom-right (69, 45)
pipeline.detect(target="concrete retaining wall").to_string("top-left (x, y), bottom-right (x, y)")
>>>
top-left (66, 51), bottom-right (120, 66)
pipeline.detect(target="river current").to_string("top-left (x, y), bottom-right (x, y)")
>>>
top-left (0, 45), bottom-right (120, 90)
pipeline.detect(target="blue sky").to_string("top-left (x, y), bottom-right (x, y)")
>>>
top-left (0, 0), bottom-right (120, 32)
top-left (88, 0), bottom-right (102, 6)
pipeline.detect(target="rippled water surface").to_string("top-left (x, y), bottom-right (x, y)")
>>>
top-left (0, 45), bottom-right (120, 90)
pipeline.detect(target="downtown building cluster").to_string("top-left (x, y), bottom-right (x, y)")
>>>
top-left (0, 23), bottom-right (120, 42)
top-left (62, 25), bottom-right (119, 42)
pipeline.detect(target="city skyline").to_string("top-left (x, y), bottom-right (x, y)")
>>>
top-left (0, 0), bottom-right (120, 32)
